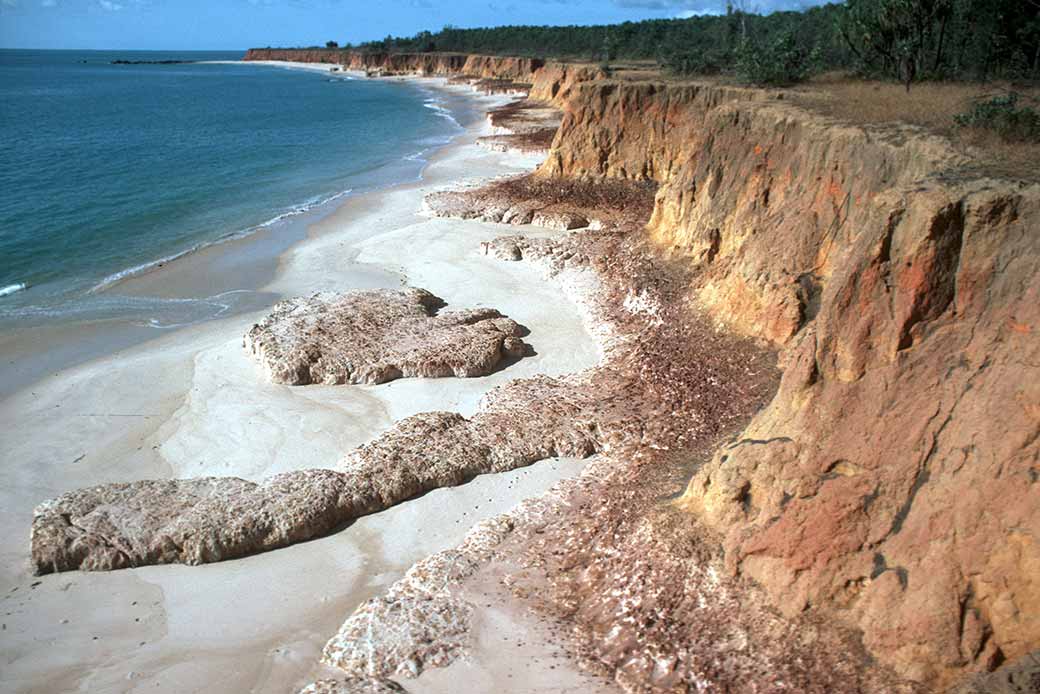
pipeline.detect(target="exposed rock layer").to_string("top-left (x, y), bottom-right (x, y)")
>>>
top-left (308, 216), bottom-right (914, 692)
top-left (425, 175), bottom-right (656, 232)
top-left (476, 100), bottom-right (563, 154)
top-left (320, 515), bottom-right (517, 681)
top-left (241, 49), bottom-right (602, 107)
top-left (300, 678), bottom-right (407, 694)
top-left (245, 288), bottom-right (527, 385)
top-left (32, 51), bottom-right (1040, 691)
top-left (681, 177), bottom-right (1040, 688)
top-left (30, 375), bottom-right (593, 574)
top-left (530, 76), bottom-right (1039, 688)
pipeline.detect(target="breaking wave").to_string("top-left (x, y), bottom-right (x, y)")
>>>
top-left (0, 282), bottom-right (28, 298)
top-left (88, 190), bottom-right (352, 294)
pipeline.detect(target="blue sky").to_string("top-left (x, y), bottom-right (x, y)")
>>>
top-left (0, 0), bottom-right (832, 50)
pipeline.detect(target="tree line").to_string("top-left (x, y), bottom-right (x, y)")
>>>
top-left (313, 0), bottom-right (1039, 86)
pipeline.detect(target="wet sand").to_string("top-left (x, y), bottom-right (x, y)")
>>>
top-left (0, 63), bottom-right (464, 400)
top-left (0, 78), bottom-right (604, 692)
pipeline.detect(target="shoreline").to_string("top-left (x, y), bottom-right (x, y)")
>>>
top-left (0, 69), bottom-right (483, 401)
top-left (8, 50), bottom-right (1031, 691)
top-left (1, 68), bottom-right (607, 693)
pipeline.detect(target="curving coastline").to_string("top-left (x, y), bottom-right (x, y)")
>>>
top-left (236, 51), bottom-right (1040, 691)
top-left (2, 73), bottom-right (604, 693)
top-left (0, 69), bottom-right (473, 399)
top-left (7, 50), bottom-right (1039, 694)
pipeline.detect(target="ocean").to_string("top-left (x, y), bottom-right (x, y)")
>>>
top-left (0, 49), bottom-right (472, 328)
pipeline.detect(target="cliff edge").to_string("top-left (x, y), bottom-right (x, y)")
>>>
top-left (37, 49), bottom-right (1036, 690)
top-left (242, 48), bottom-right (603, 107)
top-left (531, 76), bottom-right (1039, 688)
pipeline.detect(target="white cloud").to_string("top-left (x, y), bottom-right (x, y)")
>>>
top-left (675, 7), bottom-right (722, 17)
top-left (1, 0), bottom-right (18, 8)
top-left (98, 0), bottom-right (123, 9)
top-left (616, 0), bottom-right (828, 14)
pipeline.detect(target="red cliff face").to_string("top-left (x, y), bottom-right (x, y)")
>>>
top-left (242, 49), bottom-right (538, 76)
top-left (540, 78), bottom-right (1040, 688)
top-left (243, 48), bottom-right (330, 63)
top-left (241, 49), bottom-right (600, 107)
top-left (239, 49), bottom-right (1039, 687)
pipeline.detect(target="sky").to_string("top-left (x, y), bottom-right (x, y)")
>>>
top-left (0, 0), bottom-right (833, 51)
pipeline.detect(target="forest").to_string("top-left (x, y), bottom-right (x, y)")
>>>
top-left (325, 0), bottom-right (1039, 85)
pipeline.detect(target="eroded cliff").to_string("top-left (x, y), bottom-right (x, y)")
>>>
top-left (30, 50), bottom-right (1037, 691)
top-left (535, 77), bottom-right (1039, 688)
top-left (242, 49), bottom-right (602, 107)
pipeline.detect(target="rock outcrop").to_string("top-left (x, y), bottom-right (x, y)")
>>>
top-left (241, 49), bottom-right (602, 108)
top-left (300, 678), bottom-right (408, 694)
top-left (530, 76), bottom-right (1039, 688)
top-left (34, 49), bottom-right (1040, 691)
top-left (476, 100), bottom-right (563, 154)
top-left (425, 175), bottom-right (656, 232)
top-left (320, 514), bottom-right (517, 682)
top-left (32, 474), bottom-right (352, 574)
top-left (30, 374), bottom-right (597, 574)
top-left (245, 288), bottom-right (527, 385)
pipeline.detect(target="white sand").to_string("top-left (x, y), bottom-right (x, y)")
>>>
top-left (206, 60), bottom-right (360, 76)
top-left (0, 81), bottom-right (603, 693)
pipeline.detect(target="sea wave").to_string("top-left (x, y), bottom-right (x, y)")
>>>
top-left (0, 289), bottom-right (259, 329)
top-left (423, 98), bottom-right (462, 129)
top-left (0, 282), bottom-right (28, 298)
top-left (88, 189), bottom-right (352, 294)
top-left (142, 289), bottom-right (256, 329)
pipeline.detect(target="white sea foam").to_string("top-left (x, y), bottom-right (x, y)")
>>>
top-left (142, 289), bottom-right (255, 329)
top-left (423, 98), bottom-right (462, 128)
top-left (0, 290), bottom-right (258, 330)
top-left (21, 81), bottom-right (459, 308)
top-left (88, 189), bottom-right (352, 294)
top-left (0, 282), bottom-right (28, 298)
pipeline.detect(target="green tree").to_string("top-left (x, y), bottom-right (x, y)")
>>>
top-left (736, 30), bottom-right (821, 85)
top-left (333, 0), bottom-right (1036, 83)
top-left (838, 0), bottom-right (954, 88)
top-left (601, 29), bottom-right (620, 67)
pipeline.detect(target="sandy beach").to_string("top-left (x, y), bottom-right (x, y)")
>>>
top-left (4, 15), bottom-right (1039, 690)
top-left (0, 76), bottom-right (608, 693)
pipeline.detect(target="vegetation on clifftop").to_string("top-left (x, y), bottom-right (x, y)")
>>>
top-left (326, 0), bottom-right (1039, 86)
top-left (271, 0), bottom-right (1040, 144)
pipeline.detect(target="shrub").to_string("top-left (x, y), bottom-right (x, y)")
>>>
top-left (660, 44), bottom-right (733, 76)
top-left (736, 31), bottom-right (820, 85)
top-left (954, 92), bottom-right (1040, 142)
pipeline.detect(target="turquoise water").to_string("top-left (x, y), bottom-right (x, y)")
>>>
top-left (0, 49), bottom-right (470, 326)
